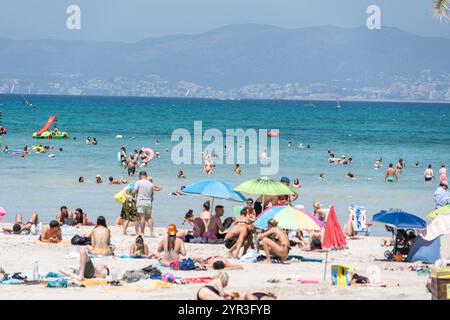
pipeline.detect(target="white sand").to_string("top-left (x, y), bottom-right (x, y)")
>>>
top-left (0, 225), bottom-right (430, 300)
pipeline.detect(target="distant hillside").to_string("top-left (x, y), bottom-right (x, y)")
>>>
top-left (0, 24), bottom-right (449, 100)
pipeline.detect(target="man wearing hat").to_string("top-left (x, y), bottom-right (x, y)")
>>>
top-left (433, 180), bottom-right (450, 209)
top-left (132, 171), bottom-right (155, 237)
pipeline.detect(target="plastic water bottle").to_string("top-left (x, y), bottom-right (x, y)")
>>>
top-left (33, 261), bottom-right (39, 281)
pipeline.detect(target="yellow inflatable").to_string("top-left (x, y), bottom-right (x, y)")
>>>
top-left (32, 145), bottom-right (45, 153)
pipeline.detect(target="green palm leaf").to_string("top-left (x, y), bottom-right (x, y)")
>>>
top-left (433, 0), bottom-right (449, 21)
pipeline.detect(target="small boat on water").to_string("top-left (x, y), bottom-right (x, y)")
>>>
top-left (336, 99), bottom-right (341, 109)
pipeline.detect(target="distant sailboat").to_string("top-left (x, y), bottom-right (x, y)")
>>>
top-left (10, 84), bottom-right (15, 94)
top-left (336, 98), bottom-right (341, 109)
top-left (185, 89), bottom-right (190, 97)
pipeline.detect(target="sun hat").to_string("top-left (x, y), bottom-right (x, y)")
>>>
top-left (167, 224), bottom-right (178, 236)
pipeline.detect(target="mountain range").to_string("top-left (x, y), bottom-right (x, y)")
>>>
top-left (0, 24), bottom-right (449, 100)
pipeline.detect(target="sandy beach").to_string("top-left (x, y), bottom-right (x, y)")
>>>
top-left (0, 225), bottom-right (430, 300)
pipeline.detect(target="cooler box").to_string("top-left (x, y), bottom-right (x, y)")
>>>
top-left (429, 267), bottom-right (450, 300)
top-left (331, 265), bottom-right (352, 287)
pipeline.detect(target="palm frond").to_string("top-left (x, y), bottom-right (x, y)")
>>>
top-left (433, 0), bottom-right (449, 22)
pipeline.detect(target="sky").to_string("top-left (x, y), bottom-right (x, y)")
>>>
top-left (0, 0), bottom-right (448, 42)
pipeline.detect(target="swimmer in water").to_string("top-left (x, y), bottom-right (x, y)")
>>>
top-left (79, 177), bottom-right (85, 183)
top-left (95, 175), bottom-right (103, 184)
top-left (156, 140), bottom-right (160, 146)
top-left (85, 137), bottom-right (91, 145)
top-left (288, 141), bottom-right (292, 148)
top-left (178, 170), bottom-right (186, 179)
top-left (424, 165), bottom-right (435, 182)
top-left (396, 159), bottom-right (405, 173)
top-left (293, 178), bottom-right (301, 189)
top-left (385, 164), bottom-right (398, 183)
top-left (374, 158), bottom-right (382, 169)
top-left (156, 152), bottom-right (160, 159)
top-left (319, 173), bottom-right (325, 180)
top-left (346, 172), bottom-right (356, 180)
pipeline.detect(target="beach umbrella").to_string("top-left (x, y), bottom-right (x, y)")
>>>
top-left (182, 179), bottom-right (247, 207)
top-left (426, 205), bottom-right (450, 221)
top-left (322, 206), bottom-right (347, 280)
top-left (254, 205), bottom-right (323, 231)
top-left (371, 209), bottom-right (427, 230)
top-left (235, 177), bottom-right (294, 196)
top-left (235, 177), bottom-right (294, 211)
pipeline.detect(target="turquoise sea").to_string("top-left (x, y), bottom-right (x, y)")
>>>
top-left (1, 94), bottom-right (449, 235)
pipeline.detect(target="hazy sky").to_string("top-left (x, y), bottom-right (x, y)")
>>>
top-left (0, 0), bottom-right (448, 42)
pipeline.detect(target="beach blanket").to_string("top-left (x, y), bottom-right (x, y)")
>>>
top-left (105, 280), bottom-right (174, 292)
top-left (34, 240), bottom-right (71, 245)
top-left (78, 279), bottom-right (109, 287)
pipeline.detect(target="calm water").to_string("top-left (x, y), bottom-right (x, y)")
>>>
top-left (1, 95), bottom-right (449, 235)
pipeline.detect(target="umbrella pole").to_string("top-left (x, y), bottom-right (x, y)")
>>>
top-left (323, 250), bottom-right (329, 280)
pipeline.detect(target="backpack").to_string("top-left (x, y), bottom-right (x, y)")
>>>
top-left (178, 258), bottom-right (196, 271)
top-left (142, 265), bottom-right (162, 277)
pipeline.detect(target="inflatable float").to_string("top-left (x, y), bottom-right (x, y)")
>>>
top-left (32, 116), bottom-right (69, 140)
top-left (267, 131), bottom-right (279, 137)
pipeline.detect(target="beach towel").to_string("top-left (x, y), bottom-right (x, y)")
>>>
top-left (287, 255), bottom-right (323, 263)
top-left (0, 279), bottom-right (25, 285)
top-left (78, 279), bottom-right (108, 287)
top-left (239, 250), bottom-right (259, 263)
top-left (424, 215), bottom-right (450, 241)
top-left (46, 279), bottom-right (68, 288)
top-left (181, 277), bottom-right (214, 284)
top-left (349, 205), bottom-right (368, 232)
top-left (105, 280), bottom-right (175, 292)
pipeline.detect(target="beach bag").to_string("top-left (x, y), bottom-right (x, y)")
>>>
top-left (142, 265), bottom-right (162, 277)
top-left (122, 270), bottom-right (148, 283)
top-left (179, 258), bottom-right (196, 271)
top-left (70, 235), bottom-right (91, 246)
top-left (114, 190), bottom-right (127, 204)
top-left (331, 265), bottom-right (353, 287)
top-left (47, 279), bottom-right (68, 288)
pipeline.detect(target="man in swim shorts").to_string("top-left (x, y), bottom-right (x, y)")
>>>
top-left (2, 213), bottom-right (40, 235)
top-left (424, 165), bottom-right (435, 182)
top-left (132, 171), bottom-right (155, 237)
top-left (385, 164), bottom-right (397, 183)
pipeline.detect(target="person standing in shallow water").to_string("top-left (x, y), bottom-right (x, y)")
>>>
top-left (132, 171), bottom-right (155, 237)
top-left (385, 163), bottom-right (398, 183)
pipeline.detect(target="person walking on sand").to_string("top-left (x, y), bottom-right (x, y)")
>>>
top-left (385, 164), bottom-right (398, 183)
top-left (132, 171), bottom-right (155, 237)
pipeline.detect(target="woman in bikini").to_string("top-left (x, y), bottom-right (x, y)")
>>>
top-left (86, 216), bottom-right (114, 256)
top-left (129, 235), bottom-right (149, 257)
top-left (197, 272), bottom-right (230, 300)
top-left (258, 219), bottom-right (290, 263)
top-left (193, 256), bottom-right (243, 270)
top-left (157, 225), bottom-right (186, 267)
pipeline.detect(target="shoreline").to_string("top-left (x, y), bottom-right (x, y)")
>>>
top-left (1, 93), bottom-right (449, 105)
